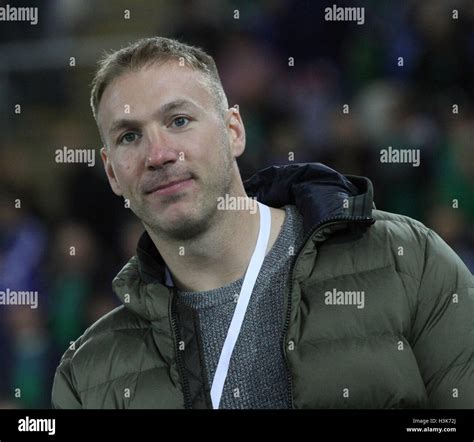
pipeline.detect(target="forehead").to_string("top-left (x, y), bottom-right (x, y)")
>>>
top-left (97, 61), bottom-right (215, 131)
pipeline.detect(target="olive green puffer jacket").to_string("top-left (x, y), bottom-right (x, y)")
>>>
top-left (52, 163), bottom-right (474, 409)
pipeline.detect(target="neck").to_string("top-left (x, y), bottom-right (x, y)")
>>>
top-left (147, 196), bottom-right (286, 292)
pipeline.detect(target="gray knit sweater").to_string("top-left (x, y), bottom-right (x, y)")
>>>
top-left (177, 205), bottom-right (305, 409)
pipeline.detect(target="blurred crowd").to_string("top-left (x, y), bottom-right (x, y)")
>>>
top-left (0, 0), bottom-right (473, 408)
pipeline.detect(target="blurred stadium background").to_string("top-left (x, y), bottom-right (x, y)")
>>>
top-left (0, 0), bottom-right (473, 408)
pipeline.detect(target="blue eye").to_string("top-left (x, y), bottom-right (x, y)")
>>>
top-left (119, 132), bottom-right (140, 145)
top-left (171, 116), bottom-right (190, 128)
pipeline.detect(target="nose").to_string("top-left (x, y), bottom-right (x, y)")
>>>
top-left (144, 128), bottom-right (180, 170)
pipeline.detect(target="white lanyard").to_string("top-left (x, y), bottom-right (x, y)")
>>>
top-left (210, 201), bottom-right (271, 408)
top-left (165, 202), bottom-right (272, 409)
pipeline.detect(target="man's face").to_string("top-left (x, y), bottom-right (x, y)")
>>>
top-left (98, 61), bottom-right (245, 239)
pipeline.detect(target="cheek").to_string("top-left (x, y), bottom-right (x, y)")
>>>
top-left (198, 126), bottom-right (228, 157)
top-left (114, 151), bottom-right (140, 188)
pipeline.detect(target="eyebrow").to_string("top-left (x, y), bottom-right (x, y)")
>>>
top-left (107, 99), bottom-right (200, 137)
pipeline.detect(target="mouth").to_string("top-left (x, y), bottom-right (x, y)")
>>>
top-left (145, 177), bottom-right (194, 197)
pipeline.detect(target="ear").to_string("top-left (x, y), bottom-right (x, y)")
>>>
top-left (101, 147), bottom-right (123, 196)
top-left (226, 106), bottom-right (246, 159)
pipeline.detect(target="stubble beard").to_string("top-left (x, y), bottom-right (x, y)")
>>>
top-left (133, 140), bottom-right (236, 242)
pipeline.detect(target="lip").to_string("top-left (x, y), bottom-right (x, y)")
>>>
top-left (147, 178), bottom-right (194, 196)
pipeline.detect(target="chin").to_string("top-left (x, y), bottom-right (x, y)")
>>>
top-left (146, 204), bottom-right (208, 239)
top-left (161, 216), bottom-right (210, 240)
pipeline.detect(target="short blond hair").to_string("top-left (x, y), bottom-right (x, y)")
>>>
top-left (90, 36), bottom-right (228, 120)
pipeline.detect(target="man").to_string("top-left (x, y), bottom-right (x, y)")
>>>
top-left (52, 37), bottom-right (473, 409)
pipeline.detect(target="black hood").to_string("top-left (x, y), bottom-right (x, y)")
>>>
top-left (137, 162), bottom-right (375, 284)
top-left (244, 162), bottom-right (374, 233)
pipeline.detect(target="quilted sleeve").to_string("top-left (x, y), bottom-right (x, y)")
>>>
top-left (51, 344), bottom-right (82, 409)
top-left (411, 228), bottom-right (474, 408)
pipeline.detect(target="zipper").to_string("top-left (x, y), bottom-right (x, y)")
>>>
top-left (282, 215), bottom-right (374, 408)
top-left (170, 291), bottom-right (193, 409)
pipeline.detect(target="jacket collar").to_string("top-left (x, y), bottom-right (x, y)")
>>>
top-left (114, 162), bottom-right (375, 313)
top-left (243, 162), bottom-right (374, 233)
top-left (136, 227), bottom-right (169, 285)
